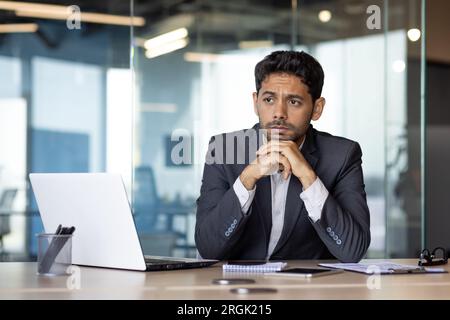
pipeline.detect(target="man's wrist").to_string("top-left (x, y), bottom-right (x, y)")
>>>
top-left (240, 165), bottom-right (260, 190)
top-left (297, 166), bottom-right (317, 189)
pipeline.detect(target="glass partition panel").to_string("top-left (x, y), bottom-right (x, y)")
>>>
top-left (0, 0), bottom-right (132, 261)
top-left (385, 0), bottom-right (426, 258)
top-left (132, 0), bottom-right (426, 258)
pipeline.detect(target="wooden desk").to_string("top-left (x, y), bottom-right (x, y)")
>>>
top-left (0, 259), bottom-right (449, 299)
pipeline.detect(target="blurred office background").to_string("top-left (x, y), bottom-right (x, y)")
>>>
top-left (0, 0), bottom-right (448, 261)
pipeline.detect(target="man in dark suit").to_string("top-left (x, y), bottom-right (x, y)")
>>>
top-left (195, 51), bottom-right (370, 262)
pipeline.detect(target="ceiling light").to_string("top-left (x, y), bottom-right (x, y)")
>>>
top-left (145, 38), bottom-right (189, 59)
top-left (0, 1), bottom-right (145, 26)
top-left (15, 10), bottom-right (145, 26)
top-left (407, 28), bottom-right (421, 42)
top-left (144, 28), bottom-right (188, 50)
top-left (0, 23), bottom-right (38, 33)
top-left (318, 10), bottom-right (332, 23)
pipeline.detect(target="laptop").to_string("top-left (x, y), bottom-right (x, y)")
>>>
top-left (29, 173), bottom-right (218, 271)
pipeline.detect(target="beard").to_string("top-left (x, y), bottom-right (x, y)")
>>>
top-left (260, 118), bottom-right (307, 144)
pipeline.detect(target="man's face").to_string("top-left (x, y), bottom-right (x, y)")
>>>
top-left (253, 72), bottom-right (325, 144)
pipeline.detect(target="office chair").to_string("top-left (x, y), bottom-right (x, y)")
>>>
top-left (0, 188), bottom-right (17, 253)
top-left (133, 166), bottom-right (199, 256)
top-left (133, 166), bottom-right (160, 232)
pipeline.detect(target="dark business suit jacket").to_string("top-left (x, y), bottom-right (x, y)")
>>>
top-left (195, 124), bottom-right (370, 262)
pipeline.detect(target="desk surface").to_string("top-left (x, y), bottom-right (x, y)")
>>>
top-left (1, 259), bottom-right (449, 299)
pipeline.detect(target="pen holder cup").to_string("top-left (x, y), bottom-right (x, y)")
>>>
top-left (37, 233), bottom-right (73, 276)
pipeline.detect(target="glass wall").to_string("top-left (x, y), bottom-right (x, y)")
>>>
top-left (0, 0), bottom-right (132, 260)
top-left (131, 0), bottom-right (426, 258)
top-left (0, 0), bottom-right (426, 261)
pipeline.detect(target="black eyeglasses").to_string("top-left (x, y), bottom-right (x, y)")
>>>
top-left (418, 247), bottom-right (448, 266)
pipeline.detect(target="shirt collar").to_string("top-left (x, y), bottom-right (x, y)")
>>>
top-left (299, 135), bottom-right (306, 150)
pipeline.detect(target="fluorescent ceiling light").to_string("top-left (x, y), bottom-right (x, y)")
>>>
top-left (15, 10), bottom-right (145, 26)
top-left (0, 1), bottom-right (63, 13)
top-left (144, 28), bottom-right (188, 50)
top-left (0, 1), bottom-right (145, 26)
top-left (238, 40), bottom-right (273, 50)
top-left (145, 38), bottom-right (189, 59)
top-left (0, 23), bottom-right (38, 33)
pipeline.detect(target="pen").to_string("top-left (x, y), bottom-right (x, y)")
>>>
top-left (55, 224), bottom-right (62, 235)
top-left (388, 267), bottom-right (426, 274)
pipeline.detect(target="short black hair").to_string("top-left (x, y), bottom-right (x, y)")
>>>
top-left (254, 50), bottom-right (324, 102)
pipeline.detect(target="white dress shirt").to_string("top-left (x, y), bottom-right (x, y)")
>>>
top-left (232, 142), bottom-right (329, 258)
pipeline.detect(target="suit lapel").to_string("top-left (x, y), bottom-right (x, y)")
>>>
top-left (271, 125), bottom-right (319, 256)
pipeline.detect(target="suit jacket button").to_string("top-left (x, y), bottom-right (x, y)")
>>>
top-left (225, 231), bottom-right (230, 237)
top-left (329, 231), bottom-right (335, 237)
top-left (233, 219), bottom-right (237, 224)
top-left (336, 239), bottom-right (342, 245)
top-left (326, 227), bottom-right (332, 233)
top-left (333, 235), bottom-right (339, 241)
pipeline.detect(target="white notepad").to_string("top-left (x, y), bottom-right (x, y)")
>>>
top-left (223, 262), bottom-right (287, 273)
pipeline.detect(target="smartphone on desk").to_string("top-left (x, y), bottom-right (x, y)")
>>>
top-left (264, 267), bottom-right (344, 278)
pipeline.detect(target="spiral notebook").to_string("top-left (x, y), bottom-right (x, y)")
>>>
top-left (223, 261), bottom-right (287, 273)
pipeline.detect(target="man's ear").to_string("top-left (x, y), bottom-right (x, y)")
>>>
top-left (311, 97), bottom-right (325, 121)
top-left (252, 92), bottom-right (259, 116)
